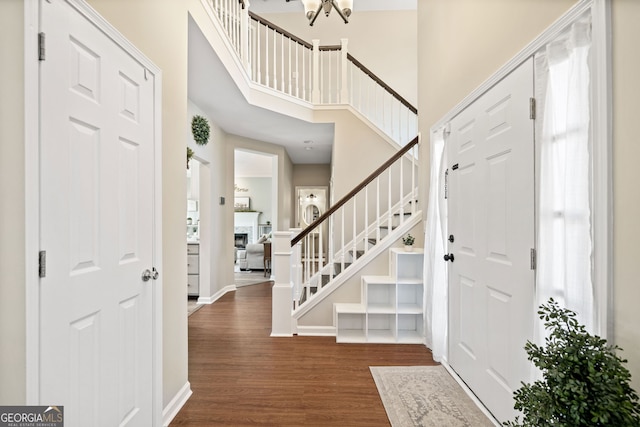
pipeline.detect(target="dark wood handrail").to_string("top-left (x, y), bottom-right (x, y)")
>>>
top-left (319, 45), bottom-right (342, 51)
top-left (248, 11), bottom-right (313, 49)
top-left (291, 135), bottom-right (420, 246)
top-left (347, 53), bottom-right (417, 114)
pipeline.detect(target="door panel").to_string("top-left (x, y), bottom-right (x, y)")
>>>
top-left (40, 1), bottom-right (155, 425)
top-left (448, 58), bottom-right (535, 423)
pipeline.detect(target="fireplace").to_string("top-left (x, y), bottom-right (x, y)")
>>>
top-left (234, 233), bottom-right (248, 249)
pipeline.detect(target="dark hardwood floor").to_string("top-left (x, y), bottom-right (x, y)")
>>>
top-left (171, 281), bottom-right (436, 426)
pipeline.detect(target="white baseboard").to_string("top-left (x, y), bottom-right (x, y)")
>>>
top-left (440, 362), bottom-right (501, 426)
top-left (162, 381), bottom-right (192, 427)
top-left (296, 325), bottom-right (336, 336)
top-left (197, 284), bottom-right (236, 304)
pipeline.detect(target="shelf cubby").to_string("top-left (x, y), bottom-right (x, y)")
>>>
top-left (334, 249), bottom-right (424, 344)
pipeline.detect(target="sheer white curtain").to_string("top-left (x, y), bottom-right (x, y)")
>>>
top-left (424, 129), bottom-right (448, 362)
top-left (535, 14), bottom-right (594, 333)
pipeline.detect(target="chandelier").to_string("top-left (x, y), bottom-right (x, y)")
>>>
top-left (300, 0), bottom-right (353, 26)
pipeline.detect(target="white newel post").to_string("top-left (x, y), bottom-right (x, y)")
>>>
top-left (240, 0), bottom-right (251, 75)
top-left (311, 39), bottom-right (320, 104)
top-left (290, 228), bottom-right (302, 308)
top-left (340, 38), bottom-right (349, 104)
top-left (272, 231), bottom-right (294, 337)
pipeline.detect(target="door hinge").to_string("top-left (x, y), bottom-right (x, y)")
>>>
top-left (38, 32), bottom-right (46, 61)
top-left (529, 97), bottom-right (536, 120)
top-left (39, 250), bottom-right (47, 278)
top-left (530, 248), bottom-right (536, 270)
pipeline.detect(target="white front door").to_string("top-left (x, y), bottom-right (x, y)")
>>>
top-left (39, 1), bottom-right (157, 425)
top-left (447, 58), bottom-right (535, 422)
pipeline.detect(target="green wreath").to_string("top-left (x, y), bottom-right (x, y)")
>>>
top-left (191, 115), bottom-right (210, 146)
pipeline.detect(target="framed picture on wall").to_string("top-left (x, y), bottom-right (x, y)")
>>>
top-left (234, 197), bottom-right (250, 210)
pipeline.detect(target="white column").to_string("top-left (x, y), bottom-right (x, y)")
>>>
top-left (271, 231), bottom-right (294, 337)
top-left (340, 38), bottom-right (349, 104)
top-left (311, 39), bottom-right (320, 104)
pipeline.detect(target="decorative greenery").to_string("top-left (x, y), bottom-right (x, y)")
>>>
top-left (191, 115), bottom-right (210, 146)
top-left (505, 298), bottom-right (640, 427)
top-left (402, 234), bottom-right (415, 246)
top-left (187, 147), bottom-right (194, 169)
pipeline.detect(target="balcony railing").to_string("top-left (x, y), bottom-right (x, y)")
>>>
top-left (202, 0), bottom-right (418, 145)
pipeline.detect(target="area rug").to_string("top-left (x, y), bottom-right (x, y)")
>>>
top-left (370, 366), bottom-right (496, 427)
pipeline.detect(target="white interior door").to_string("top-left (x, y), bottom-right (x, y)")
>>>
top-left (39, 1), bottom-right (157, 425)
top-left (447, 58), bottom-right (535, 422)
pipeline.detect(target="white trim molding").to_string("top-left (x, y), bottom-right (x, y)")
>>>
top-left (162, 381), bottom-right (193, 427)
top-left (296, 325), bottom-right (336, 337)
top-left (197, 284), bottom-right (236, 305)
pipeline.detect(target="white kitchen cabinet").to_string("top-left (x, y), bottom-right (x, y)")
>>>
top-left (187, 243), bottom-right (199, 297)
top-left (335, 248), bottom-right (424, 344)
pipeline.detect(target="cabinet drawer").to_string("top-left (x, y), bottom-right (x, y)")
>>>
top-left (187, 254), bottom-right (199, 274)
top-left (187, 275), bottom-right (199, 295)
top-left (187, 244), bottom-right (199, 255)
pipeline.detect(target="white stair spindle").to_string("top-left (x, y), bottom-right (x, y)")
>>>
top-left (387, 168), bottom-right (392, 233)
top-left (340, 39), bottom-right (348, 104)
top-left (340, 208), bottom-right (345, 273)
top-left (312, 40), bottom-right (320, 104)
top-left (400, 153), bottom-right (404, 224)
top-left (288, 38), bottom-right (292, 95)
top-left (364, 186), bottom-right (369, 253)
top-left (256, 20), bottom-right (262, 84)
top-left (376, 177), bottom-right (381, 243)
top-left (280, 34), bottom-right (285, 92)
top-left (272, 30), bottom-right (277, 90)
top-left (264, 24), bottom-right (270, 87)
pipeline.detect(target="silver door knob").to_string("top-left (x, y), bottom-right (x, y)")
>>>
top-left (152, 267), bottom-right (159, 280)
top-left (142, 269), bottom-right (153, 282)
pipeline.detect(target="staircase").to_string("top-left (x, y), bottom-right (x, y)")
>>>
top-left (199, 0), bottom-right (422, 339)
top-left (271, 136), bottom-right (422, 336)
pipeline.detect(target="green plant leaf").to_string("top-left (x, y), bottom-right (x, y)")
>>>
top-left (504, 298), bottom-right (640, 426)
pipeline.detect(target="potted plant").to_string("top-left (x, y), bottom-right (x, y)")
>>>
top-left (402, 233), bottom-right (415, 252)
top-left (187, 147), bottom-right (194, 169)
top-left (505, 298), bottom-right (640, 426)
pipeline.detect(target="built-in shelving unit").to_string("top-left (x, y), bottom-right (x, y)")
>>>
top-left (334, 248), bottom-right (424, 344)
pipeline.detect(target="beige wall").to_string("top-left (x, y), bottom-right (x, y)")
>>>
top-left (292, 164), bottom-right (331, 188)
top-left (612, 0), bottom-right (640, 392)
top-left (0, 0), bottom-right (26, 404)
top-left (253, 10), bottom-right (418, 107)
top-left (187, 100), bottom-right (235, 298)
top-left (418, 0), bottom-right (640, 392)
top-left (320, 109), bottom-right (397, 200)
